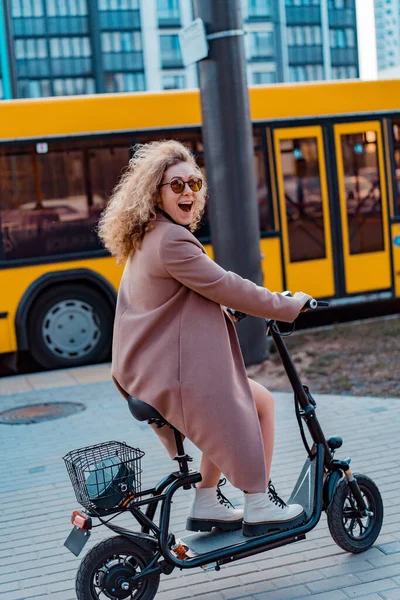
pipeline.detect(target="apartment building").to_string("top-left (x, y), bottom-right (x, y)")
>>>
top-left (0, 0), bottom-right (359, 99)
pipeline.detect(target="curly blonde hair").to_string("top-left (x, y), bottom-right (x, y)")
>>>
top-left (97, 139), bottom-right (207, 265)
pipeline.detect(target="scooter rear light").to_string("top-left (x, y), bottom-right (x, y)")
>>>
top-left (71, 510), bottom-right (91, 530)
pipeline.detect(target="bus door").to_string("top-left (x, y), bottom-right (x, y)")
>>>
top-left (334, 122), bottom-right (391, 294)
top-left (273, 126), bottom-right (335, 297)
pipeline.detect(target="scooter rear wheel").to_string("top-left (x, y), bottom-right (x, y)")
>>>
top-left (327, 473), bottom-right (383, 553)
top-left (76, 535), bottom-right (160, 600)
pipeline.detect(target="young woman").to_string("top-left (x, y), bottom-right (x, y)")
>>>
top-left (98, 140), bottom-right (311, 537)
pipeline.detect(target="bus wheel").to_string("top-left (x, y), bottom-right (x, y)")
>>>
top-left (27, 284), bottom-right (113, 370)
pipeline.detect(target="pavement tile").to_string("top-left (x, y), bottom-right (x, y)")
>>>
top-left (221, 582), bottom-right (274, 599)
top-left (341, 578), bottom-right (399, 597)
top-left (356, 563), bottom-right (400, 583)
top-left (380, 590), bottom-right (400, 600)
top-left (253, 584), bottom-right (310, 600)
top-left (305, 573), bottom-right (361, 593)
top-left (295, 591), bottom-right (348, 600)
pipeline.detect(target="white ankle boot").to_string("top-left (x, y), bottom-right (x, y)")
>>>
top-left (243, 481), bottom-right (305, 537)
top-left (186, 479), bottom-right (243, 532)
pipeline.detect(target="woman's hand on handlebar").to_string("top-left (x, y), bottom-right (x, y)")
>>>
top-left (293, 291), bottom-right (312, 312)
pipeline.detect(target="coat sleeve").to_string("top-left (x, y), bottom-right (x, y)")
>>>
top-left (159, 226), bottom-right (308, 323)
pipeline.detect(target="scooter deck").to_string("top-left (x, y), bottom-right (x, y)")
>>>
top-left (180, 455), bottom-right (316, 556)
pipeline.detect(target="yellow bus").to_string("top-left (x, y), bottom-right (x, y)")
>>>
top-left (1, 79), bottom-right (400, 370)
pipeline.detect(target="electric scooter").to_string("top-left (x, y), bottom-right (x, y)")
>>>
top-left (63, 295), bottom-right (383, 600)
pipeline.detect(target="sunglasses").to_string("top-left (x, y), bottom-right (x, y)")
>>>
top-left (159, 177), bottom-right (203, 194)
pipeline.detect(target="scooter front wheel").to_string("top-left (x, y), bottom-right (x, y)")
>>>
top-left (76, 535), bottom-right (160, 600)
top-left (327, 473), bottom-right (383, 553)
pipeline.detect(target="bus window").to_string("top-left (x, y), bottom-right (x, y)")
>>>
top-left (0, 147), bottom-right (49, 261)
top-left (0, 137), bottom-right (132, 261)
top-left (279, 137), bottom-right (327, 262)
top-left (88, 144), bottom-right (131, 209)
top-left (0, 150), bottom-right (37, 212)
top-left (392, 121), bottom-right (400, 216)
top-left (340, 132), bottom-right (384, 254)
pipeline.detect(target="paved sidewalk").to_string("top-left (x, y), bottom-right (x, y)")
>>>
top-left (0, 365), bottom-right (399, 600)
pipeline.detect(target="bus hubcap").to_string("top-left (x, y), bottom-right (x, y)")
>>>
top-left (42, 299), bottom-right (100, 359)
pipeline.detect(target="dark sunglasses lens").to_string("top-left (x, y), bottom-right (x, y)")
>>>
top-left (189, 178), bottom-right (202, 192)
top-left (170, 179), bottom-right (185, 193)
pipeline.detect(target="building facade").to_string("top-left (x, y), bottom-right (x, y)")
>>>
top-left (0, 0), bottom-right (359, 100)
top-left (374, 0), bottom-right (400, 73)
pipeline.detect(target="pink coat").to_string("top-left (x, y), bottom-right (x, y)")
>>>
top-left (112, 212), bottom-right (305, 492)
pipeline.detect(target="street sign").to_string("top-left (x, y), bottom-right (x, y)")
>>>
top-left (179, 18), bottom-right (209, 67)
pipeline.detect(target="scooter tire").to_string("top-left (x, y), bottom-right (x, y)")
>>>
top-left (327, 473), bottom-right (383, 554)
top-left (76, 535), bottom-right (160, 600)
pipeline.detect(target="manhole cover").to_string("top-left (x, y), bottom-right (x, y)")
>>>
top-left (0, 402), bottom-right (85, 424)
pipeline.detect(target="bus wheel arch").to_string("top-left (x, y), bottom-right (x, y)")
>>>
top-left (15, 270), bottom-right (116, 370)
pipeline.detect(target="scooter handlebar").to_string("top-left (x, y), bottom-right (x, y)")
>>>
top-left (304, 299), bottom-right (330, 310)
top-left (227, 294), bottom-right (329, 321)
top-left (283, 291), bottom-right (329, 310)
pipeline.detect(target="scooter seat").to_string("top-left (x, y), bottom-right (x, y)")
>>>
top-left (127, 396), bottom-right (168, 426)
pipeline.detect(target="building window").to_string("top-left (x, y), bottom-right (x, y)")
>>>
top-left (330, 28), bottom-right (355, 48)
top-left (160, 35), bottom-right (183, 68)
top-left (47, 36), bottom-right (92, 76)
top-left (248, 0), bottom-right (272, 18)
top-left (157, 0), bottom-right (180, 23)
top-left (101, 31), bottom-right (143, 72)
top-left (331, 65), bottom-right (357, 79)
top-left (15, 37), bottom-right (48, 60)
top-left (289, 64), bottom-right (323, 81)
top-left (248, 31), bottom-right (274, 59)
top-left (12, 0), bottom-right (44, 17)
top-left (328, 0), bottom-right (354, 8)
top-left (162, 74), bottom-right (186, 89)
top-left (101, 31), bottom-right (141, 53)
top-left (286, 0), bottom-right (320, 5)
top-left (98, 0), bottom-right (140, 29)
top-left (253, 71), bottom-right (276, 84)
top-left (287, 26), bottom-right (321, 46)
top-left (98, 0), bottom-right (139, 8)
top-left (104, 71), bottom-right (145, 92)
top-left (45, 0), bottom-right (87, 16)
top-left (19, 79), bottom-right (52, 97)
top-left (53, 77), bottom-right (95, 95)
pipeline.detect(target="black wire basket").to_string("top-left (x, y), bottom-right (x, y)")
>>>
top-left (63, 441), bottom-right (145, 514)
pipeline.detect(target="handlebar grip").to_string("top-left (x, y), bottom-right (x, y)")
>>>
top-left (304, 299), bottom-right (330, 310)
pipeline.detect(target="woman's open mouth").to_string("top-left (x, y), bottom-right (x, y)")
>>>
top-left (178, 201), bottom-right (193, 213)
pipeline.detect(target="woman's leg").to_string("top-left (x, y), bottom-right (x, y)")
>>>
top-left (248, 377), bottom-right (275, 487)
top-left (198, 378), bottom-right (274, 490)
top-left (198, 454), bottom-right (222, 488)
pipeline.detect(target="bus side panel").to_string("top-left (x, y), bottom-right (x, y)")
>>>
top-left (0, 317), bottom-right (13, 353)
top-left (261, 237), bottom-right (283, 292)
top-left (392, 223), bottom-right (400, 298)
top-left (0, 256), bottom-right (122, 352)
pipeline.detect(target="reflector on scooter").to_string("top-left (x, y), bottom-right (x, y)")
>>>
top-left (71, 510), bottom-right (91, 530)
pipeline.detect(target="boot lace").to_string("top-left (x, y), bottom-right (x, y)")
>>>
top-left (216, 478), bottom-right (235, 509)
top-left (267, 480), bottom-right (287, 509)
